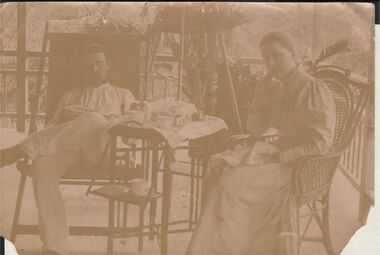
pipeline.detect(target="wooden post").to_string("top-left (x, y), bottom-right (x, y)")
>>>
top-left (311, 3), bottom-right (324, 57)
top-left (145, 29), bottom-right (162, 101)
top-left (144, 27), bottom-right (151, 100)
top-left (29, 22), bottom-right (49, 134)
top-left (217, 28), bottom-right (243, 134)
top-left (358, 23), bottom-right (375, 223)
top-left (177, 5), bottom-right (185, 100)
top-left (0, 9), bottom-right (4, 114)
top-left (16, 3), bottom-right (27, 132)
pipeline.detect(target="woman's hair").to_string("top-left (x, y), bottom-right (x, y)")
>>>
top-left (259, 31), bottom-right (297, 56)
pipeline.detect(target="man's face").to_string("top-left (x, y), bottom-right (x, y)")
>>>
top-left (83, 52), bottom-right (110, 87)
top-left (260, 41), bottom-right (296, 80)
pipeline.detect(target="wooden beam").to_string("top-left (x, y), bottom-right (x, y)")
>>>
top-left (16, 3), bottom-right (27, 132)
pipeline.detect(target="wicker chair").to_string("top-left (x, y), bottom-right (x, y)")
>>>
top-left (292, 66), bottom-right (369, 254)
top-left (227, 66), bottom-right (370, 255)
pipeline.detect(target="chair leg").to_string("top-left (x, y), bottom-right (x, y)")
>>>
top-left (138, 206), bottom-right (145, 252)
top-left (322, 195), bottom-right (334, 255)
top-left (296, 207), bottom-right (301, 255)
top-left (359, 194), bottom-right (372, 224)
top-left (10, 173), bottom-right (27, 243)
top-left (149, 200), bottom-right (156, 240)
top-left (107, 199), bottom-right (115, 255)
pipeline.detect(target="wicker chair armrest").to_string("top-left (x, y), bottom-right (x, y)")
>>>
top-left (227, 134), bottom-right (251, 143)
top-left (224, 134), bottom-right (258, 149)
top-left (293, 152), bottom-right (343, 203)
top-left (224, 130), bottom-right (283, 150)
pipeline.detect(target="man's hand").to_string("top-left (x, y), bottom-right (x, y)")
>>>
top-left (61, 110), bottom-right (82, 119)
top-left (52, 106), bottom-right (93, 124)
top-left (51, 111), bottom-right (77, 125)
top-left (63, 105), bottom-right (93, 117)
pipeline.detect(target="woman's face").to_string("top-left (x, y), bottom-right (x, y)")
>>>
top-left (260, 41), bottom-right (297, 80)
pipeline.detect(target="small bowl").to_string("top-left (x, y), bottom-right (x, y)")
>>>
top-left (130, 178), bottom-right (150, 196)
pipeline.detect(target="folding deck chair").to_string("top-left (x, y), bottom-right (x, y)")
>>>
top-left (10, 24), bottom-right (144, 246)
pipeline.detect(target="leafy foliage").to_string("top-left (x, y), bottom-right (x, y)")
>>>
top-left (0, 3), bottom-right (373, 126)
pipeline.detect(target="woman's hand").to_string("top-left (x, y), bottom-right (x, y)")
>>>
top-left (260, 153), bottom-right (281, 164)
top-left (104, 113), bottom-right (120, 120)
top-left (244, 141), bottom-right (281, 165)
top-left (253, 141), bottom-right (280, 155)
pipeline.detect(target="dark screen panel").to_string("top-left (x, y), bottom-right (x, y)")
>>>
top-left (46, 33), bottom-right (141, 121)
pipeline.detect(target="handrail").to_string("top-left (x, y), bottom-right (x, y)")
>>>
top-left (312, 65), bottom-right (372, 89)
top-left (0, 50), bottom-right (49, 57)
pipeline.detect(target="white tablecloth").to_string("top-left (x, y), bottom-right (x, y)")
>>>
top-left (153, 116), bottom-right (228, 148)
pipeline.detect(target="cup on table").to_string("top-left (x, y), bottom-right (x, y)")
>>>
top-left (192, 110), bottom-right (205, 121)
top-left (124, 110), bottom-right (144, 124)
top-left (130, 178), bottom-right (150, 196)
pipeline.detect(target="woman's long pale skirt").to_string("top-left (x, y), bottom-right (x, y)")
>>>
top-left (186, 162), bottom-right (298, 255)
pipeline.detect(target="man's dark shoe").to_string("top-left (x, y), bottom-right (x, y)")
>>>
top-left (41, 251), bottom-right (62, 255)
top-left (0, 145), bottom-right (27, 168)
top-left (35, 248), bottom-right (63, 255)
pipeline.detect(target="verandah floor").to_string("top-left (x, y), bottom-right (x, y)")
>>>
top-left (0, 128), bottom-right (365, 254)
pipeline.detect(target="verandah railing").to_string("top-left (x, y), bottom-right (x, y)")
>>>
top-left (0, 50), bottom-right (176, 129)
top-left (0, 50), bottom-right (373, 220)
top-left (0, 50), bottom-right (48, 130)
top-left (339, 110), bottom-right (374, 222)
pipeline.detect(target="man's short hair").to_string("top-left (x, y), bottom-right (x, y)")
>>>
top-left (84, 43), bottom-right (109, 58)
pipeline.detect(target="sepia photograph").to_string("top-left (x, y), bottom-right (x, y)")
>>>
top-left (0, 2), bottom-right (375, 255)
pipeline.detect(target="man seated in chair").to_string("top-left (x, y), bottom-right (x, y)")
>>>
top-left (0, 43), bottom-right (135, 254)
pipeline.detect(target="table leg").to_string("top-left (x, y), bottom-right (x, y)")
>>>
top-left (161, 147), bottom-right (172, 254)
top-left (107, 199), bottom-right (114, 254)
top-left (201, 155), bottom-right (209, 210)
top-left (150, 146), bottom-right (159, 240)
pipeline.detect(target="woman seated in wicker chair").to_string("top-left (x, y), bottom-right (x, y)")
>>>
top-left (186, 31), bottom-right (336, 255)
